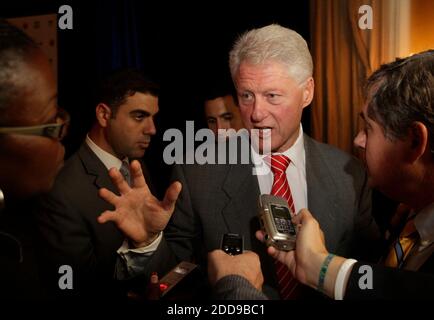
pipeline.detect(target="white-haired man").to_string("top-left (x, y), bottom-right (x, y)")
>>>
top-left (98, 24), bottom-right (380, 299)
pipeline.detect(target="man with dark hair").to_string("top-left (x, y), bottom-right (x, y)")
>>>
top-left (97, 69), bottom-right (160, 117)
top-left (0, 19), bottom-right (68, 298)
top-left (202, 81), bottom-right (244, 139)
top-left (35, 69), bottom-right (161, 297)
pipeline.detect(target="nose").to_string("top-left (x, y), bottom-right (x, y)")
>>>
top-left (250, 98), bottom-right (267, 123)
top-left (354, 130), bottom-right (366, 149)
top-left (144, 118), bottom-right (157, 136)
top-left (216, 119), bottom-right (230, 131)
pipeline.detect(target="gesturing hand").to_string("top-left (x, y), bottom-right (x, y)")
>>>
top-left (97, 160), bottom-right (182, 247)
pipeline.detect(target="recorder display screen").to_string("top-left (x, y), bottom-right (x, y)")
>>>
top-left (270, 204), bottom-right (295, 235)
top-left (270, 204), bottom-right (291, 219)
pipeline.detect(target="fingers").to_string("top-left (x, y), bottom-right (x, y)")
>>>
top-left (130, 160), bottom-right (150, 192)
top-left (150, 272), bottom-right (159, 284)
top-left (292, 208), bottom-right (312, 224)
top-left (98, 188), bottom-right (119, 206)
top-left (255, 230), bottom-right (265, 242)
top-left (108, 167), bottom-right (131, 194)
top-left (97, 209), bottom-right (117, 224)
top-left (267, 246), bottom-right (295, 269)
top-left (147, 272), bottom-right (160, 300)
top-left (162, 181), bottom-right (182, 211)
top-left (268, 246), bottom-right (285, 262)
top-left (267, 245), bottom-right (278, 258)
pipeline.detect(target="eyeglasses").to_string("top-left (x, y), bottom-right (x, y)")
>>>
top-left (0, 108), bottom-right (70, 140)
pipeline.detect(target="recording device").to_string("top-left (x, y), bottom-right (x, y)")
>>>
top-left (220, 233), bottom-right (244, 255)
top-left (258, 194), bottom-right (297, 251)
top-left (159, 261), bottom-right (199, 299)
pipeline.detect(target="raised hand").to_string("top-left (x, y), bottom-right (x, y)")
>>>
top-left (97, 160), bottom-right (182, 247)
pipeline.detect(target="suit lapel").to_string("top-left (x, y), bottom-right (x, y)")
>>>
top-left (220, 161), bottom-right (261, 248)
top-left (77, 143), bottom-right (117, 193)
top-left (304, 135), bottom-right (340, 248)
top-left (219, 154), bottom-right (278, 292)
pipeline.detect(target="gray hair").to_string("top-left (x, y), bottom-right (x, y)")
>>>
top-left (229, 24), bottom-right (313, 83)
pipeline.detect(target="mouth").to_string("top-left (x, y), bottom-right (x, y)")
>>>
top-left (138, 141), bottom-right (150, 149)
top-left (252, 126), bottom-right (272, 138)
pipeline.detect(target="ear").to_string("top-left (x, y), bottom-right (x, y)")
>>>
top-left (407, 121), bottom-right (429, 162)
top-left (301, 77), bottom-right (314, 109)
top-left (95, 103), bottom-right (112, 128)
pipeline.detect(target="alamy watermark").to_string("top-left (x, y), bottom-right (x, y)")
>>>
top-left (358, 5), bottom-right (373, 30)
top-left (58, 5), bottom-right (73, 30)
top-left (162, 121), bottom-right (271, 176)
top-left (358, 264), bottom-right (373, 290)
top-left (58, 264), bottom-right (73, 290)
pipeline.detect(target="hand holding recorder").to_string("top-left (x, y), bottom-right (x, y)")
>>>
top-left (258, 194), bottom-right (297, 251)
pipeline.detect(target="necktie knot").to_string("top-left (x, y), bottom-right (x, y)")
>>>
top-left (384, 215), bottom-right (419, 268)
top-left (268, 154), bottom-right (291, 175)
top-left (119, 160), bottom-right (131, 186)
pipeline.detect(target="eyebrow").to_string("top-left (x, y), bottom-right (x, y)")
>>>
top-left (359, 112), bottom-right (366, 121)
top-left (130, 109), bottom-right (152, 117)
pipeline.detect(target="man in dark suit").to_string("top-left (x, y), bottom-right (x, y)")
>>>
top-left (227, 49), bottom-right (434, 300)
top-left (35, 70), bottom-right (161, 297)
top-left (98, 24), bottom-right (380, 299)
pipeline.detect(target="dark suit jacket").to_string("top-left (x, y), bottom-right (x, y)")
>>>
top-left (213, 275), bottom-right (267, 300)
top-left (345, 256), bottom-right (434, 299)
top-left (0, 207), bottom-right (48, 300)
top-left (146, 135), bottom-right (380, 299)
top-left (35, 143), bottom-right (151, 297)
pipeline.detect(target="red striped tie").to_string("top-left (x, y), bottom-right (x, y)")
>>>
top-left (268, 154), bottom-right (300, 299)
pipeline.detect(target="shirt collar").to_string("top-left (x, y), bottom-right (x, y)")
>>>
top-left (414, 202), bottom-right (434, 244)
top-left (251, 124), bottom-right (305, 170)
top-left (85, 135), bottom-right (127, 171)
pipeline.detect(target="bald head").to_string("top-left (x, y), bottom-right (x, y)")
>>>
top-left (0, 19), bottom-right (39, 124)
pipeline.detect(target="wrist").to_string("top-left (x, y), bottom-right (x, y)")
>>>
top-left (317, 253), bottom-right (335, 294)
top-left (315, 253), bottom-right (346, 299)
top-left (130, 231), bottom-right (161, 248)
top-left (304, 252), bottom-right (328, 289)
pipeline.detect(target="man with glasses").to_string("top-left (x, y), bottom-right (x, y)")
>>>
top-left (0, 20), bottom-right (178, 300)
top-left (0, 19), bottom-right (68, 298)
top-left (0, 109), bottom-right (69, 140)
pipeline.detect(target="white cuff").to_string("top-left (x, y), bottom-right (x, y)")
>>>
top-left (334, 259), bottom-right (357, 300)
top-left (117, 231), bottom-right (163, 255)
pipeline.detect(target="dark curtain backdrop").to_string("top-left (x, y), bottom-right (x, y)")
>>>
top-left (1, 0), bottom-right (310, 197)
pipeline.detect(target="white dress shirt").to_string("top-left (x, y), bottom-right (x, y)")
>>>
top-left (86, 135), bottom-right (124, 171)
top-left (251, 124), bottom-right (308, 215)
